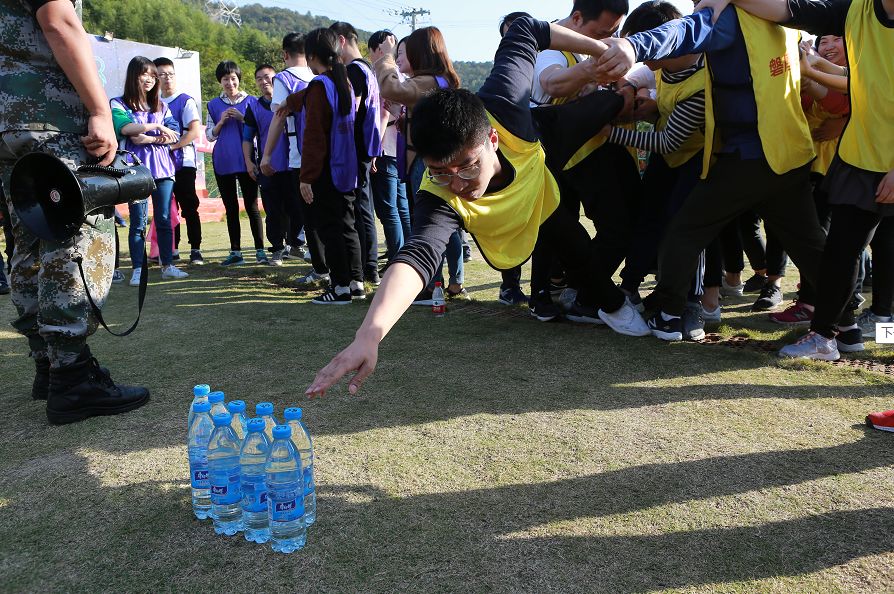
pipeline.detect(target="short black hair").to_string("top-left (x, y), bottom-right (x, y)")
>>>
top-left (499, 12), bottom-right (532, 36)
top-left (282, 32), bottom-right (305, 57)
top-left (254, 63), bottom-right (275, 76)
top-left (621, 1), bottom-right (681, 36)
top-left (368, 30), bottom-right (393, 51)
top-left (215, 60), bottom-right (241, 82)
top-left (573, 0), bottom-right (630, 20)
top-left (329, 21), bottom-right (359, 44)
top-left (153, 57), bottom-right (174, 69)
top-left (411, 88), bottom-right (491, 163)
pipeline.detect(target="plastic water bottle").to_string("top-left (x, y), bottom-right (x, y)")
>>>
top-left (240, 418), bottom-right (271, 543)
top-left (208, 391), bottom-right (228, 419)
top-left (256, 402), bottom-right (278, 441)
top-left (186, 400), bottom-right (214, 520)
top-left (266, 425), bottom-right (306, 553)
top-left (187, 384), bottom-right (211, 429)
top-left (227, 400), bottom-right (248, 441)
top-left (432, 281), bottom-right (446, 317)
top-left (284, 407), bottom-right (316, 526)
top-left (208, 412), bottom-right (243, 536)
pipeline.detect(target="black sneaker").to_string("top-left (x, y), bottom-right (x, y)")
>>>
top-left (647, 311), bottom-right (683, 341)
top-left (682, 302), bottom-right (706, 342)
top-left (412, 288), bottom-right (435, 306)
top-left (351, 286), bottom-right (367, 301)
top-left (743, 273), bottom-right (769, 293)
top-left (548, 278), bottom-right (568, 295)
top-left (189, 249), bottom-right (204, 266)
top-left (311, 288), bottom-right (352, 305)
top-left (566, 300), bottom-right (604, 325)
top-left (836, 327), bottom-right (865, 353)
top-left (365, 269), bottom-right (381, 287)
top-left (498, 286), bottom-right (529, 306)
top-left (462, 244), bottom-right (472, 263)
top-left (752, 283), bottom-right (783, 311)
top-left (528, 290), bottom-right (560, 322)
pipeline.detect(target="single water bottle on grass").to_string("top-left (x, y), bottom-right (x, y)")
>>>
top-left (187, 400), bottom-right (214, 520)
top-left (240, 418), bottom-right (271, 543)
top-left (266, 425), bottom-right (306, 553)
top-left (284, 407), bottom-right (316, 526)
top-left (208, 412), bottom-right (244, 536)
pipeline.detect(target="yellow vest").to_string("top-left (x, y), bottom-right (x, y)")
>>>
top-left (701, 9), bottom-right (815, 178)
top-left (839, 0), bottom-right (894, 173)
top-left (419, 112), bottom-right (560, 270)
top-left (547, 52), bottom-right (581, 106)
top-left (656, 64), bottom-right (706, 169)
top-left (805, 100), bottom-right (845, 175)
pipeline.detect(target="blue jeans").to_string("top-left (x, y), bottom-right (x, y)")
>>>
top-left (409, 157), bottom-right (464, 287)
top-left (128, 178), bottom-right (175, 267)
top-left (371, 156), bottom-right (410, 259)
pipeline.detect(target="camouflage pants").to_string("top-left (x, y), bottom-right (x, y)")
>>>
top-left (0, 130), bottom-right (115, 367)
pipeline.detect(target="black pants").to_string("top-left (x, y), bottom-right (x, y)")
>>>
top-left (311, 173), bottom-right (362, 287)
top-left (812, 206), bottom-right (893, 337)
top-left (353, 161), bottom-right (379, 277)
top-left (259, 170), bottom-right (302, 252)
top-left (286, 169), bottom-right (305, 249)
top-left (297, 172), bottom-right (328, 275)
top-left (501, 266), bottom-right (522, 291)
top-left (723, 212), bottom-right (788, 276)
top-left (173, 166), bottom-right (202, 250)
top-left (216, 171), bottom-right (263, 252)
top-left (653, 155), bottom-right (824, 316)
top-left (531, 204), bottom-right (625, 312)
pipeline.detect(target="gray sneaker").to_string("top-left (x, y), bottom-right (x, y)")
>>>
top-left (270, 249), bottom-right (284, 267)
top-left (295, 271), bottom-right (330, 286)
top-left (682, 302), bottom-right (706, 341)
top-left (778, 331), bottom-right (840, 361)
top-left (856, 309), bottom-right (891, 339)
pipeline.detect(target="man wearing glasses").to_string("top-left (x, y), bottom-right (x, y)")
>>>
top-left (306, 16), bottom-right (650, 398)
top-left (154, 57), bottom-right (204, 266)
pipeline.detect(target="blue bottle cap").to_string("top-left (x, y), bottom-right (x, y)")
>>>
top-left (256, 402), bottom-right (274, 416)
top-left (192, 401), bottom-right (211, 413)
top-left (227, 400), bottom-right (246, 413)
top-left (212, 412), bottom-right (232, 426)
top-left (208, 391), bottom-right (225, 404)
top-left (193, 384), bottom-right (211, 397)
top-left (283, 407), bottom-right (303, 421)
top-left (272, 424), bottom-right (292, 440)
top-left (246, 418), bottom-right (266, 433)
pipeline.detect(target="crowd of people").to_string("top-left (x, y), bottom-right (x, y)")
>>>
top-left (1, 0), bottom-right (891, 424)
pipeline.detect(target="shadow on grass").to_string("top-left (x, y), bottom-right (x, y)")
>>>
top-left (1, 429), bottom-right (891, 591)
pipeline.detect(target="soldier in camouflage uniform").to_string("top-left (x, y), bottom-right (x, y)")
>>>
top-left (1, 0), bottom-right (149, 424)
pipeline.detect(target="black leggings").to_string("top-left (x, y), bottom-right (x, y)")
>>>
top-left (173, 166), bottom-right (202, 250)
top-left (216, 172), bottom-right (263, 251)
top-left (812, 205), bottom-right (893, 338)
top-left (310, 174), bottom-right (362, 287)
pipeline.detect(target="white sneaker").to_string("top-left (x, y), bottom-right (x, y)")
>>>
top-left (599, 300), bottom-right (651, 337)
top-left (856, 309), bottom-right (891, 339)
top-left (129, 268), bottom-right (142, 287)
top-left (721, 278), bottom-right (744, 298)
top-left (161, 264), bottom-right (189, 280)
top-left (557, 287), bottom-right (578, 312)
top-left (778, 331), bottom-right (840, 361)
top-left (702, 304), bottom-right (722, 322)
top-left (270, 249), bottom-right (285, 266)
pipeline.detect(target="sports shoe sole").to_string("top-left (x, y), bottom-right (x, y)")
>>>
top-left (599, 310), bottom-right (650, 336)
top-left (311, 298), bottom-right (351, 305)
top-left (47, 392), bottom-right (151, 425)
top-left (836, 341), bottom-right (865, 353)
top-left (566, 312), bottom-right (605, 325)
top-left (769, 317), bottom-right (812, 326)
top-left (776, 350), bottom-right (840, 361)
top-left (685, 329), bottom-right (706, 342)
top-left (529, 309), bottom-right (558, 322)
top-left (751, 301), bottom-right (782, 312)
top-left (221, 260), bottom-right (246, 267)
top-left (650, 328), bottom-right (683, 341)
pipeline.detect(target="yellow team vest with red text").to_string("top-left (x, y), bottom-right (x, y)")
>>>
top-left (838, 0), bottom-right (894, 172)
top-left (419, 112), bottom-right (560, 270)
top-left (702, 9), bottom-right (815, 178)
top-left (655, 65), bottom-right (706, 168)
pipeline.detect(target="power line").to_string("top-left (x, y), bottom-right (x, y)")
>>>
top-left (205, 0), bottom-right (242, 27)
top-left (388, 6), bottom-right (431, 31)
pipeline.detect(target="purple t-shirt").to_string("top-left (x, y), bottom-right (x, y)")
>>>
top-left (208, 95), bottom-right (256, 175)
top-left (111, 97), bottom-right (176, 180)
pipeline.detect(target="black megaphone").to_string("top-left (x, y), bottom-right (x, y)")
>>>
top-left (10, 151), bottom-right (155, 242)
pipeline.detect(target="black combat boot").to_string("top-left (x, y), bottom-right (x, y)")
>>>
top-left (46, 345), bottom-right (150, 425)
top-left (32, 357), bottom-right (50, 401)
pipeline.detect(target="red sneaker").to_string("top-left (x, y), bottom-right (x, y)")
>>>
top-left (770, 301), bottom-right (814, 325)
top-left (866, 409), bottom-right (894, 432)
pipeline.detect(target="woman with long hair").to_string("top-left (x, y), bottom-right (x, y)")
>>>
top-left (298, 28), bottom-right (364, 305)
top-left (205, 61), bottom-right (266, 266)
top-left (369, 26), bottom-right (466, 302)
top-left (111, 56), bottom-right (188, 285)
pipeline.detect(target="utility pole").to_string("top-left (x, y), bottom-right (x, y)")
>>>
top-left (389, 7), bottom-right (431, 31)
top-left (205, 0), bottom-right (242, 28)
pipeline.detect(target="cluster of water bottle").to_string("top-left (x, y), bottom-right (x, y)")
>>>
top-left (186, 384), bottom-right (316, 554)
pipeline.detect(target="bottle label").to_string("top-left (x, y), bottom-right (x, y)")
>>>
top-left (188, 448), bottom-right (209, 489)
top-left (241, 475), bottom-right (268, 513)
top-left (303, 465), bottom-right (315, 496)
top-left (269, 481), bottom-right (304, 522)
top-left (210, 466), bottom-right (241, 505)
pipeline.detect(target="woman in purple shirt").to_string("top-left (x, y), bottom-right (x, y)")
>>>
top-left (112, 56), bottom-right (189, 285)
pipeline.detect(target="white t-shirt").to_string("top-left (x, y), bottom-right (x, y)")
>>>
top-left (161, 93), bottom-right (201, 169)
top-left (530, 49), bottom-right (581, 107)
top-left (272, 65), bottom-right (315, 169)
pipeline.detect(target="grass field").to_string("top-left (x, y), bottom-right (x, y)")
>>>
top-left (1, 219), bottom-right (892, 593)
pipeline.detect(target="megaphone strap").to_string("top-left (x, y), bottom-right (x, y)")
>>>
top-left (76, 164), bottom-right (130, 178)
top-left (72, 237), bottom-right (148, 337)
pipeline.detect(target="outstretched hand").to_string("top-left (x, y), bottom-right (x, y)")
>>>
top-left (595, 37), bottom-right (637, 83)
top-left (306, 338), bottom-right (379, 397)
